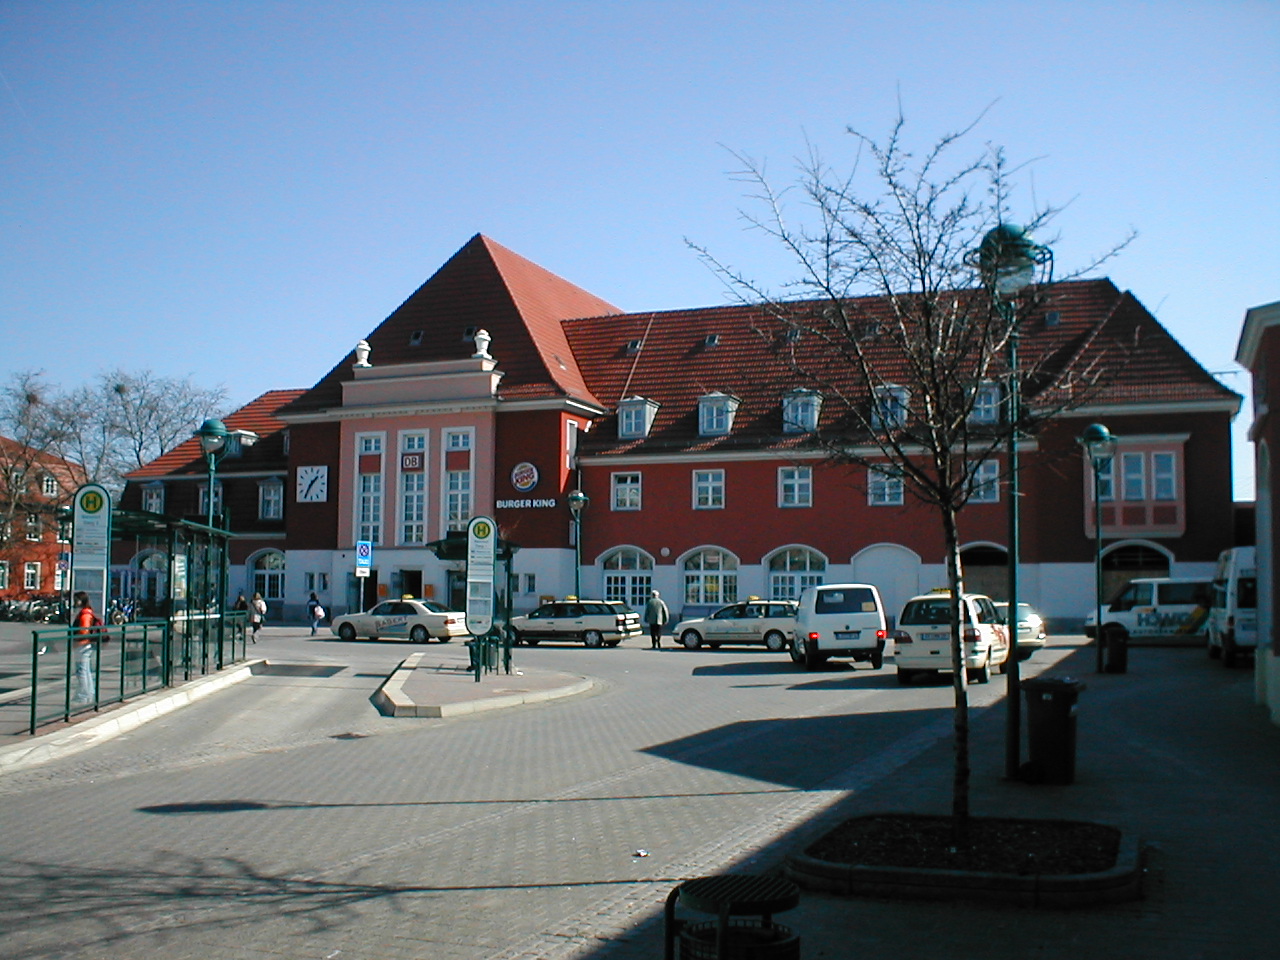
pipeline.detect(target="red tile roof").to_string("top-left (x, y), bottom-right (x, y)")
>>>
top-left (566, 279), bottom-right (1239, 456)
top-left (281, 235), bottom-right (621, 415)
top-left (125, 389), bottom-right (306, 479)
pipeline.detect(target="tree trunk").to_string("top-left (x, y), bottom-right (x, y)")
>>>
top-left (942, 502), bottom-right (971, 832)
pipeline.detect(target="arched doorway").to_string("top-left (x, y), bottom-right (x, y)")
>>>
top-left (959, 544), bottom-right (1009, 600)
top-left (601, 547), bottom-right (654, 609)
top-left (766, 546), bottom-right (826, 600)
top-left (1102, 542), bottom-right (1171, 602)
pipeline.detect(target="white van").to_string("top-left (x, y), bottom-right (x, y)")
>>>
top-left (791, 583), bottom-right (888, 671)
top-left (1207, 547), bottom-right (1258, 667)
top-left (1084, 576), bottom-right (1213, 643)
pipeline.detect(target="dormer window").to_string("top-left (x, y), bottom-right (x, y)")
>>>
top-left (618, 396), bottom-right (660, 439)
top-left (141, 482), bottom-right (165, 514)
top-left (782, 389), bottom-right (822, 434)
top-left (969, 382), bottom-right (1002, 424)
top-left (698, 392), bottom-right (740, 437)
top-left (625, 339), bottom-right (643, 355)
top-left (871, 385), bottom-right (909, 430)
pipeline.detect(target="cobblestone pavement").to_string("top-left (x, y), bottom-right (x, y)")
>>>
top-left (0, 631), bottom-right (1275, 959)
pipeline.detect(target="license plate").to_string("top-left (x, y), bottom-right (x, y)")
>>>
top-left (921, 632), bottom-right (948, 643)
top-left (834, 631), bottom-right (858, 641)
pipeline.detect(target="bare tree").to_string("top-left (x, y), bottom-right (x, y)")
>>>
top-left (0, 369), bottom-right (228, 497)
top-left (694, 114), bottom-right (1129, 825)
top-left (0, 372), bottom-right (77, 551)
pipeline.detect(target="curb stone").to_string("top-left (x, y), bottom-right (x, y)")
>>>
top-left (783, 821), bottom-right (1145, 908)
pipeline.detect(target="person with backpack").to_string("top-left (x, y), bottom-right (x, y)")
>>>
top-left (72, 591), bottom-right (103, 703)
top-left (249, 592), bottom-right (267, 641)
top-left (307, 592), bottom-right (326, 636)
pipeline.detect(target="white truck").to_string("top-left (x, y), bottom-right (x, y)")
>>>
top-left (1084, 576), bottom-right (1213, 643)
top-left (1207, 547), bottom-right (1258, 667)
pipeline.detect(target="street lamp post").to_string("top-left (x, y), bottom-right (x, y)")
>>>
top-left (967, 223), bottom-right (1052, 781)
top-left (195, 418), bottom-right (259, 612)
top-left (1081, 423), bottom-right (1117, 674)
top-left (566, 489), bottom-right (589, 599)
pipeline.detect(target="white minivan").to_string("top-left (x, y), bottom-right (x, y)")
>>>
top-left (791, 583), bottom-right (888, 671)
top-left (1084, 577), bottom-right (1213, 642)
top-left (1207, 547), bottom-right (1258, 667)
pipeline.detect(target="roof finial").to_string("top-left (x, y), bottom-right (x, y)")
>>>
top-left (472, 328), bottom-right (492, 360)
top-left (354, 339), bottom-right (372, 367)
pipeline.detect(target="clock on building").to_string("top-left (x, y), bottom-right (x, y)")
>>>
top-left (296, 465), bottom-right (328, 503)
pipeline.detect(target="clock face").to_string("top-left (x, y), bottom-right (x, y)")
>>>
top-left (296, 465), bottom-right (328, 503)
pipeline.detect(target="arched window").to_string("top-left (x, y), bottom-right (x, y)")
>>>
top-left (768, 547), bottom-right (825, 599)
top-left (252, 551), bottom-right (286, 601)
top-left (602, 548), bottom-right (654, 609)
top-left (683, 549), bottom-right (738, 606)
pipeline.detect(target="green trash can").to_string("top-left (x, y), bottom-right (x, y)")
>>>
top-left (1022, 676), bottom-right (1085, 784)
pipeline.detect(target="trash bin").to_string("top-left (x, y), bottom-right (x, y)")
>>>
top-left (1021, 676), bottom-right (1086, 785)
top-left (1103, 628), bottom-right (1128, 674)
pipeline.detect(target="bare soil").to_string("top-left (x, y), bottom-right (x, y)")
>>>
top-left (805, 813), bottom-right (1120, 875)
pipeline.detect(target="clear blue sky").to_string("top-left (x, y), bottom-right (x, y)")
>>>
top-left (2, 1), bottom-right (1276, 498)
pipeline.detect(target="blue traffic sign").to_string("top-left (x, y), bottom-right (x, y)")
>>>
top-left (355, 540), bottom-right (373, 568)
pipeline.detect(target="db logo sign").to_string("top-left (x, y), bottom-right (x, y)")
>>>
top-left (510, 462), bottom-right (539, 493)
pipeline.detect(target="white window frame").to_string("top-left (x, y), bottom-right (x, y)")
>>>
top-left (1121, 451), bottom-right (1146, 502)
top-left (778, 466), bottom-right (812, 507)
top-left (693, 469), bottom-right (725, 510)
top-left (611, 472), bottom-right (642, 510)
top-left (698, 393), bottom-right (740, 437)
top-left (0, 561), bottom-right (8, 590)
top-left (683, 548), bottom-right (738, 606)
top-left (871, 386), bottom-right (909, 430)
top-left (355, 432), bottom-right (386, 545)
top-left (41, 474), bottom-right (57, 497)
top-left (252, 551), bottom-right (286, 601)
top-left (969, 382), bottom-right (1001, 424)
top-left (969, 460), bottom-right (1000, 503)
top-left (566, 420), bottom-right (579, 470)
top-left (199, 481), bottom-right (224, 518)
top-left (24, 561), bottom-right (40, 591)
top-left (783, 389), bottom-right (821, 434)
top-left (399, 431), bottom-right (429, 545)
top-left (1094, 455), bottom-right (1115, 501)
top-left (603, 547), bottom-right (654, 608)
top-left (141, 482), bottom-right (165, 514)
top-left (25, 513), bottom-right (40, 541)
top-left (1152, 451), bottom-right (1177, 501)
top-left (258, 479), bottom-right (284, 520)
top-left (768, 547), bottom-right (826, 600)
top-left (868, 467), bottom-right (904, 506)
top-left (618, 397), bottom-right (659, 439)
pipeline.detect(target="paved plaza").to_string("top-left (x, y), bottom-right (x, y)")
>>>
top-left (0, 629), bottom-right (1276, 959)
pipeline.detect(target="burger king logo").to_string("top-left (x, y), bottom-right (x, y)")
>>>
top-left (511, 462), bottom-right (539, 493)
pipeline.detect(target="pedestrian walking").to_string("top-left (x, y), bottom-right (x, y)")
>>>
top-left (643, 589), bottom-right (669, 649)
top-left (249, 592), bottom-right (267, 641)
top-left (307, 592), bottom-right (326, 636)
top-left (71, 591), bottom-right (102, 704)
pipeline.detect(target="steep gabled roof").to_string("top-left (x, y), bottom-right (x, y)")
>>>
top-left (125, 389), bottom-right (305, 479)
top-left (568, 279), bottom-right (1239, 457)
top-left (280, 235), bottom-right (621, 416)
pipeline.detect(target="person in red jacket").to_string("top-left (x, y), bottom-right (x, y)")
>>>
top-left (72, 591), bottom-right (100, 704)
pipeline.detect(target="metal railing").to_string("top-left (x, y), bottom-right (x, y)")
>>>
top-left (13, 611), bottom-right (249, 736)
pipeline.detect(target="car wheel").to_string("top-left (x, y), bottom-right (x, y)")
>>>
top-left (897, 668), bottom-right (915, 686)
top-left (681, 630), bottom-right (703, 650)
top-left (338, 623), bottom-right (356, 642)
top-left (606, 639), bottom-right (620, 647)
top-left (995, 651), bottom-right (1008, 674)
top-left (788, 636), bottom-right (805, 664)
top-left (583, 629), bottom-right (604, 648)
top-left (870, 644), bottom-right (884, 670)
top-left (969, 658), bottom-right (991, 684)
top-left (1223, 636), bottom-right (1238, 668)
top-left (410, 625), bottom-right (429, 643)
top-left (522, 635), bottom-right (539, 646)
top-left (764, 630), bottom-right (787, 652)
top-left (1208, 636), bottom-right (1221, 659)
top-left (708, 642), bottom-right (721, 650)
top-left (803, 638), bottom-right (826, 671)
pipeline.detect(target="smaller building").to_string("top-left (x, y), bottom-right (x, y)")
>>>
top-left (116, 390), bottom-right (303, 619)
top-left (0, 435), bottom-right (85, 602)
top-left (1236, 299), bottom-right (1280, 725)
